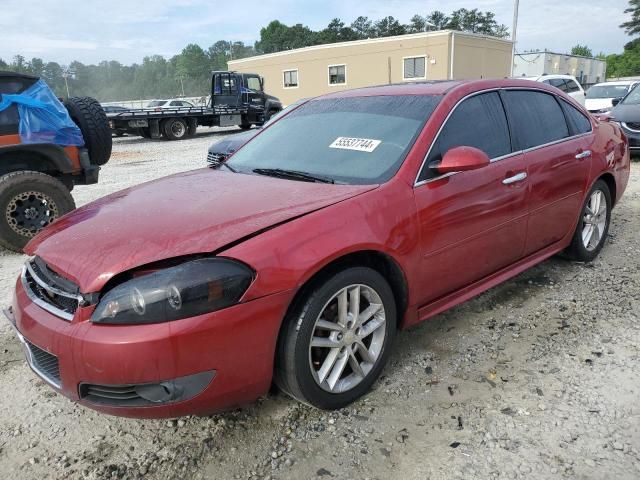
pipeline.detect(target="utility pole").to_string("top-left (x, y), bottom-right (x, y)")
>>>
top-left (178, 76), bottom-right (185, 97)
top-left (62, 68), bottom-right (75, 98)
top-left (511, 0), bottom-right (520, 77)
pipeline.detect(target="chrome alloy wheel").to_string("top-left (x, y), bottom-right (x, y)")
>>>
top-left (309, 284), bottom-right (386, 393)
top-left (582, 190), bottom-right (607, 251)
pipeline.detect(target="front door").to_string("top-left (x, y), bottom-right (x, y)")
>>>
top-left (413, 91), bottom-right (529, 306)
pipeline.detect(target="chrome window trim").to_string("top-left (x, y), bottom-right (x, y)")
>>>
top-left (413, 87), bottom-right (594, 187)
top-left (21, 265), bottom-right (76, 321)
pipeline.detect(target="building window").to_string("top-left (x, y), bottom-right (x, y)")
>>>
top-left (328, 65), bottom-right (346, 85)
top-left (403, 56), bottom-right (426, 80)
top-left (283, 69), bottom-right (298, 88)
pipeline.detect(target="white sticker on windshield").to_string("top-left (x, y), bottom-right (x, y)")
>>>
top-left (329, 137), bottom-right (381, 153)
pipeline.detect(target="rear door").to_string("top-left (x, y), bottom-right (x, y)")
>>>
top-left (502, 90), bottom-right (593, 255)
top-left (212, 73), bottom-right (240, 107)
top-left (413, 91), bottom-right (529, 305)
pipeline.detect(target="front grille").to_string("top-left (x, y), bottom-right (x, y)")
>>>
top-left (22, 258), bottom-right (80, 321)
top-left (79, 383), bottom-right (149, 407)
top-left (207, 151), bottom-right (227, 168)
top-left (25, 339), bottom-right (61, 387)
top-left (623, 122), bottom-right (640, 132)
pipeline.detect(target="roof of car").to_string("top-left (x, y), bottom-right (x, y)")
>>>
top-left (522, 74), bottom-right (579, 82)
top-left (318, 78), bottom-right (561, 99)
top-left (591, 80), bottom-right (638, 87)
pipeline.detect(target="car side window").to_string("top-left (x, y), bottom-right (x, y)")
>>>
top-left (566, 80), bottom-right (581, 93)
top-left (502, 90), bottom-right (570, 150)
top-left (547, 78), bottom-right (569, 93)
top-left (560, 100), bottom-right (592, 135)
top-left (169, 101), bottom-right (180, 106)
top-left (418, 91), bottom-right (511, 181)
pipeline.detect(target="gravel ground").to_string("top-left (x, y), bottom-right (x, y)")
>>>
top-left (0, 130), bottom-right (638, 480)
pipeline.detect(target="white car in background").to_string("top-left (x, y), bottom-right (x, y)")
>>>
top-left (524, 74), bottom-right (586, 106)
top-left (147, 99), bottom-right (195, 109)
top-left (585, 80), bottom-right (639, 113)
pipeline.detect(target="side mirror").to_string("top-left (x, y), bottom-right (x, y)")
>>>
top-left (612, 97), bottom-right (622, 106)
top-left (437, 146), bottom-right (490, 174)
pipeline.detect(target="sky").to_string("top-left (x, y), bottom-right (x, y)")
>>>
top-left (0, 0), bottom-right (632, 65)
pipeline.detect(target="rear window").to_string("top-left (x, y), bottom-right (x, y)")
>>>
top-left (503, 91), bottom-right (569, 150)
top-left (227, 95), bottom-right (441, 185)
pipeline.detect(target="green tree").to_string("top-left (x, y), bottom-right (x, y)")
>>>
top-left (408, 15), bottom-right (427, 33)
top-left (373, 16), bottom-right (406, 37)
top-left (350, 16), bottom-right (373, 39)
top-left (427, 11), bottom-right (449, 30)
top-left (621, 0), bottom-right (640, 35)
top-left (318, 18), bottom-right (358, 43)
top-left (571, 44), bottom-right (593, 57)
top-left (256, 20), bottom-right (318, 53)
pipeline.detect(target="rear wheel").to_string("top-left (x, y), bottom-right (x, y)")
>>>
top-left (0, 171), bottom-right (75, 252)
top-left (565, 179), bottom-right (611, 261)
top-left (162, 118), bottom-right (188, 140)
top-left (275, 267), bottom-right (396, 410)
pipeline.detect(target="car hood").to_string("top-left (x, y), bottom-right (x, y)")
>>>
top-left (610, 104), bottom-right (640, 122)
top-left (208, 130), bottom-right (258, 155)
top-left (27, 169), bottom-right (376, 293)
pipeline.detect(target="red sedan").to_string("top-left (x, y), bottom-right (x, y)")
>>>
top-left (4, 79), bottom-right (630, 418)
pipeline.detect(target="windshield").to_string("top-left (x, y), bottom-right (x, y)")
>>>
top-left (621, 85), bottom-right (640, 105)
top-left (227, 95), bottom-right (440, 185)
top-left (587, 84), bottom-right (632, 99)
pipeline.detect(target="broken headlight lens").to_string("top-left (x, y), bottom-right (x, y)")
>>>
top-left (91, 258), bottom-right (253, 325)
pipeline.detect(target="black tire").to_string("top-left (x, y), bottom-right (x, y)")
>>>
top-left (162, 118), bottom-right (189, 140)
top-left (64, 97), bottom-right (112, 166)
top-left (0, 171), bottom-right (75, 252)
top-left (186, 120), bottom-right (197, 137)
top-left (565, 179), bottom-right (612, 262)
top-left (275, 267), bottom-right (397, 410)
top-left (137, 127), bottom-right (152, 139)
top-left (239, 123), bottom-right (252, 130)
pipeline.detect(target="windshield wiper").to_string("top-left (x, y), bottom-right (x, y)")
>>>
top-left (252, 168), bottom-right (335, 184)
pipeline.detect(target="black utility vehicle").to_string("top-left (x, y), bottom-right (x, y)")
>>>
top-left (107, 71), bottom-right (283, 140)
top-left (0, 71), bottom-right (111, 251)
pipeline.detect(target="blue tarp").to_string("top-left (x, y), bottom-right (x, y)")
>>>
top-left (0, 79), bottom-right (84, 146)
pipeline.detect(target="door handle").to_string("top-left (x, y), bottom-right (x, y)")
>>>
top-left (502, 172), bottom-right (527, 185)
top-left (575, 150), bottom-right (592, 160)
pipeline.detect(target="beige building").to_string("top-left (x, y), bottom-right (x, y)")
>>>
top-left (229, 31), bottom-right (514, 105)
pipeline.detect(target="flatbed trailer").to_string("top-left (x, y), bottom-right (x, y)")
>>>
top-left (107, 71), bottom-right (283, 140)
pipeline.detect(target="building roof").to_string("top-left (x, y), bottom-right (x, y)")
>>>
top-left (229, 30), bottom-right (513, 65)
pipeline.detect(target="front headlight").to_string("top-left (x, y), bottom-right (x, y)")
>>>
top-left (91, 258), bottom-right (253, 325)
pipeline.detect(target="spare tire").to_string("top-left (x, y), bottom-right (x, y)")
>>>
top-left (64, 97), bottom-right (112, 166)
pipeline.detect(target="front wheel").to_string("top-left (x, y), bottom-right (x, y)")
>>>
top-left (0, 171), bottom-right (75, 252)
top-left (275, 267), bottom-right (396, 410)
top-left (565, 179), bottom-right (612, 261)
